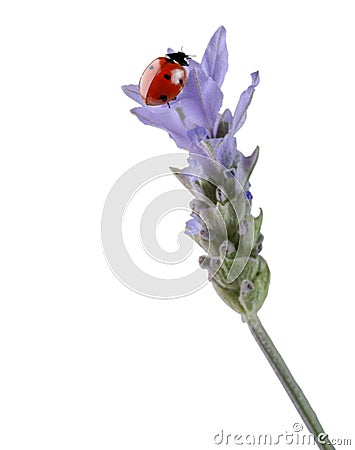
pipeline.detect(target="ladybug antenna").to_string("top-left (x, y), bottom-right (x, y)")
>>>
top-left (180, 46), bottom-right (196, 59)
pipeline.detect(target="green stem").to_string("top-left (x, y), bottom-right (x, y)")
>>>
top-left (245, 313), bottom-right (335, 450)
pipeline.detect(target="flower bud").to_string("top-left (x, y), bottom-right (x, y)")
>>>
top-left (216, 185), bottom-right (227, 203)
top-left (211, 256), bottom-right (270, 316)
top-left (219, 240), bottom-right (236, 259)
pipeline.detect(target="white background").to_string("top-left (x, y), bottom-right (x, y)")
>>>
top-left (1, 1), bottom-right (354, 449)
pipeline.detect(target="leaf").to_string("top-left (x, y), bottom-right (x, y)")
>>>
top-left (236, 146), bottom-right (260, 187)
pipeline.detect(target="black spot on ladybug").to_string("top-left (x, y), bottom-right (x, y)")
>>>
top-left (160, 94), bottom-right (168, 102)
top-left (179, 79), bottom-right (183, 84)
top-left (163, 74), bottom-right (171, 80)
top-left (149, 65), bottom-right (154, 70)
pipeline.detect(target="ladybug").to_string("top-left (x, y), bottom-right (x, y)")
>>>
top-left (139, 51), bottom-right (191, 107)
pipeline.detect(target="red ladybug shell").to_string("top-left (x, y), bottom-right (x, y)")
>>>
top-left (139, 52), bottom-right (189, 106)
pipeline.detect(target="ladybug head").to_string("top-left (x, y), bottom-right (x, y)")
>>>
top-left (166, 51), bottom-right (191, 67)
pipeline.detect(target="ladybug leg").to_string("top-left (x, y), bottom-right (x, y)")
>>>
top-left (166, 97), bottom-right (176, 108)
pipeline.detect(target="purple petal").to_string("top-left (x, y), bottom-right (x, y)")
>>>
top-left (187, 126), bottom-right (209, 145)
top-left (185, 214), bottom-right (212, 248)
top-left (121, 84), bottom-right (144, 106)
top-left (201, 26), bottom-right (228, 88)
top-left (196, 135), bottom-right (238, 168)
top-left (179, 66), bottom-right (223, 132)
top-left (213, 108), bottom-right (233, 138)
top-left (230, 71), bottom-right (260, 135)
top-left (131, 106), bottom-right (192, 150)
top-left (185, 214), bottom-right (202, 236)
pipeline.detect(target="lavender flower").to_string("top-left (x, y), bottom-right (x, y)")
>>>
top-left (122, 26), bottom-right (270, 316)
top-left (122, 27), bottom-right (337, 448)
